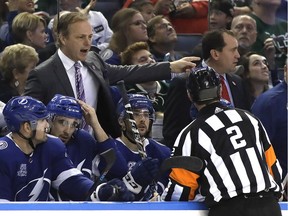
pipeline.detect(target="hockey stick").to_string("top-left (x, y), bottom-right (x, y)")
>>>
top-left (160, 155), bottom-right (203, 173)
top-left (117, 80), bottom-right (161, 199)
top-left (143, 156), bottom-right (203, 201)
top-left (85, 148), bottom-right (116, 201)
top-left (117, 80), bottom-right (147, 159)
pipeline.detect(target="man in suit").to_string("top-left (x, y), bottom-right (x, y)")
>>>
top-left (24, 12), bottom-right (199, 138)
top-left (163, 29), bottom-right (250, 149)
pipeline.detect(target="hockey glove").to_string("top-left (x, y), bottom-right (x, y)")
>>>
top-left (123, 157), bottom-right (159, 194)
top-left (91, 178), bottom-right (135, 201)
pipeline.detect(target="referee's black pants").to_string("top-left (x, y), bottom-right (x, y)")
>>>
top-left (208, 191), bottom-right (282, 216)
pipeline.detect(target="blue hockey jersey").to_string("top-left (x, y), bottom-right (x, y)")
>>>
top-left (0, 133), bottom-right (93, 201)
top-left (94, 137), bottom-right (172, 200)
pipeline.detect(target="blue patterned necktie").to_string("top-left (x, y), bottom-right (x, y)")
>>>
top-left (74, 62), bottom-right (89, 131)
top-left (74, 62), bottom-right (86, 102)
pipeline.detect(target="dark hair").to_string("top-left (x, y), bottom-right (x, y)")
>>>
top-left (129, 0), bottom-right (153, 11)
top-left (238, 51), bottom-right (269, 96)
top-left (202, 29), bottom-right (235, 60)
top-left (147, 15), bottom-right (165, 38)
top-left (120, 41), bottom-right (150, 65)
top-left (210, 0), bottom-right (234, 17)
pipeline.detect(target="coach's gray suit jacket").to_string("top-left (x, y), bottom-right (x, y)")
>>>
top-left (24, 51), bottom-right (171, 138)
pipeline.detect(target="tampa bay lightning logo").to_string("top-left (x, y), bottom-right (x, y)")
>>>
top-left (15, 169), bottom-right (51, 201)
top-left (18, 98), bottom-right (29, 105)
top-left (0, 141), bottom-right (8, 150)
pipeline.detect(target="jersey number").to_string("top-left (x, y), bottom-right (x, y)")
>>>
top-left (226, 125), bottom-right (246, 150)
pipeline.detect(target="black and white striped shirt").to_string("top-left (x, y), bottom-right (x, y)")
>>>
top-left (163, 102), bottom-right (283, 207)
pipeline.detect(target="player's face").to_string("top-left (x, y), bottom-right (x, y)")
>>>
top-left (247, 54), bottom-right (270, 82)
top-left (50, 116), bottom-right (80, 144)
top-left (132, 109), bottom-right (150, 137)
top-left (33, 118), bottom-right (50, 144)
top-left (59, 20), bottom-right (93, 62)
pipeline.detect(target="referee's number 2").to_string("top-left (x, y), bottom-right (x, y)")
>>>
top-left (226, 125), bottom-right (247, 150)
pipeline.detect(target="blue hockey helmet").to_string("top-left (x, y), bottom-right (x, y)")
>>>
top-left (187, 67), bottom-right (221, 104)
top-left (3, 96), bottom-right (49, 132)
top-left (117, 94), bottom-right (155, 121)
top-left (47, 94), bottom-right (82, 119)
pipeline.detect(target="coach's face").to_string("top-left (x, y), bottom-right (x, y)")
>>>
top-left (60, 20), bottom-right (93, 62)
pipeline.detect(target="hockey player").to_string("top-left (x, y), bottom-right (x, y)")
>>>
top-left (47, 94), bottom-right (129, 200)
top-left (0, 96), bottom-right (134, 201)
top-left (47, 94), bottom-right (126, 179)
top-left (162, 67), bottom-right (283, 216)
top-left (94, 94), bottom-right (171, 201)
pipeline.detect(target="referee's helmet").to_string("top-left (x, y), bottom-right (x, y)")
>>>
top-left (186, 67), bottom-right (221, 104)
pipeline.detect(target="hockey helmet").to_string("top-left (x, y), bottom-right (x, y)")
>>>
top-left (187, 67), bottom-right (221, 103)
top-left (3, 96), bottom-right (49, 132)
top-left (117, 94), bottom-right (155, 121)
top-left (47, 94), bottom-right (82, 120)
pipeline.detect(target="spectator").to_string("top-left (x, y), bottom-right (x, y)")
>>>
top-left (0, 95), bottom-right (134, 201)
top-left (120, 41), bottom-right (169, 142)
top-left (12, 12), bottom-right (48, 50)
top-left (238, 52), bottom-right (270, 108)
top-left (209, 0), bottom-right (234, 30)
top-left (48, 0), bottom-right (113, 52)
top-left (162, 67), bottom-right (283, 216)
top-left (251, 58), bottom-right (287, 185)
top-left (230, 15), bottom-right (258, 57)
top-left (94, 94), bottom-right (171, 201)
top-left (101, 8), bottom-right (148, 65)
top-left (147, 15), bottom-right (183, 62)
top-left (0, 0), bottom-right (52, 46)
top-left (232, 0), bottom-right (253, 16)
top-left (0, 0), bottom-right (8, 27)
top-left (163, 29), bottom-right (249, 149)
top-left (249, 0), bottom-right (287, 69)
top-left (191, 0), bottom-right (236, 58)
top-left (0, 0), bottom-right (36, 43)
top-left (0, 43), bottom-right (39, 103)
top-left (23, 11), bottom-right (199, 138)
top-left (153, 0), bottom-right (209, 34)
top-left (127, 0), bottom-right (155, 22)
top-left (228, 14), bottom-right (280, 85)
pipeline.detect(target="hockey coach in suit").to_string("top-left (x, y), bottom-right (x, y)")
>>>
top-left (24, 12), bottom-right (199, 138)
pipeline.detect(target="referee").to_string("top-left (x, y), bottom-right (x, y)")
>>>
top-left (162, 67), bottom-right (283, 216)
